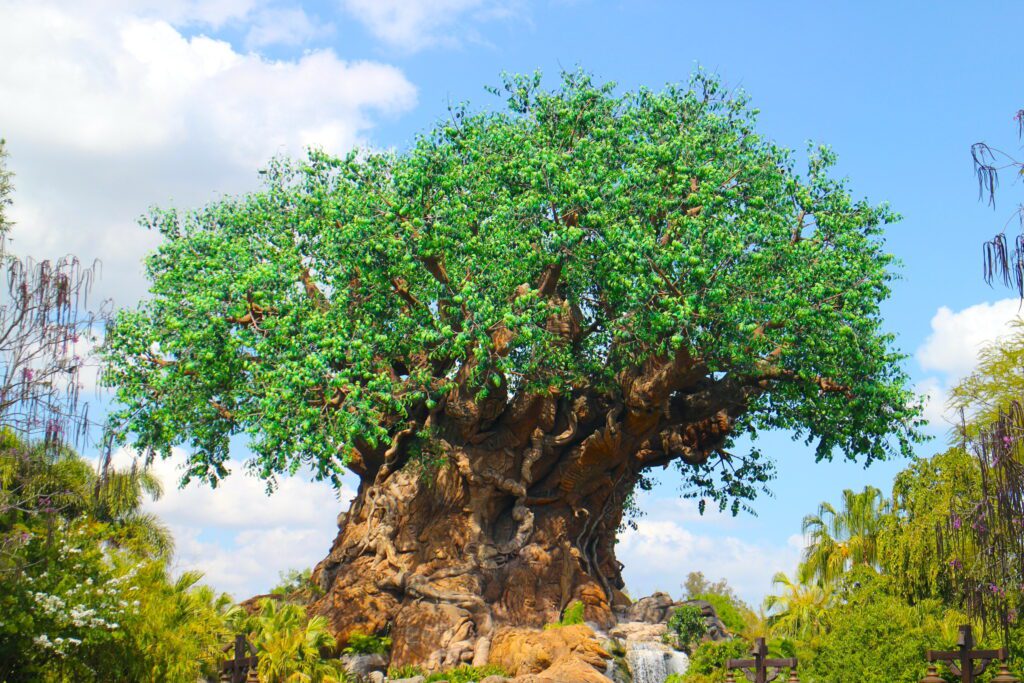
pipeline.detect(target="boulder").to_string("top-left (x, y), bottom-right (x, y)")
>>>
top-left (489, 624), bottom-right (611, 680)
top-left (516, 656), bottom-right (614, 683)
top-left (680, 599), bottom-right (731, 641)
top-left (340, 653), bottom-right (388, 678)
top-left (619, 592), bottom-right (674, 624)
top-left (607, 621), bottom-right (667, 643)
top-left (389, 677), bottom-right (426, 683)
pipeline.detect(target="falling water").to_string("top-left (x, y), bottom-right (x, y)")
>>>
top-left (624, 640), bottom-right (689, 683)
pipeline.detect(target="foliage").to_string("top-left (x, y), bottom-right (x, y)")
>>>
top-left (388, 664), bottom-right (426, 678)
top-left (880, 447), bottom-right (978, 604)
top-left (0, 431), bottom-right (229, 682)
top-left (0, 518), bottom-right (230, 682)
top-left (424, 664), bottom-right (509, 682)
top-left (248, 598), bottom-right (347, 683)
top-left (0, 429), bottom-right (173, 570)
top-left (0, 139), bottom-right (12, 232)
top-left (973, 107), bottom-right (1024, 296)
top-left (799, 485), bottom-right (887, 586)
top-left (802, 569), bottom-right (964, 683)
top-left (764, 572), bottom-right (832, 642)
top-left (689, 593), bottom-right (750, 635)
top-left (679, 638), bottom-right (750, 682)
top-left (270, 567), bottom-right (322, 600)
top-left (545, 599), bottom-right (586, 629)
top-left (683, 572), bottom-right (741, 604)
top-left (666, 604), bottom-right (707, 653)
top-left (103, 69), bottom-right (919, 514)
top-left (342, 630), bottom-right (392, 655)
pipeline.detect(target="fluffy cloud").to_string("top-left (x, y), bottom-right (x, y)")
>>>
top-left (618, 497), bottom-right (804, 605)
top-left (342, 0), bottom-right (523, 52)
top-left (0, 0), bottom-right (416, 304)
top-left (111, 448), bottom-right (357, 599)
top-left (914, 298), bottom-right (1022, 429)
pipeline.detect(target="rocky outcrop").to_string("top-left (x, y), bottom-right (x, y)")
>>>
top-left (613, 591), bottom-right (732, 641)
top-left (489, 624), bottom-right (612, 681)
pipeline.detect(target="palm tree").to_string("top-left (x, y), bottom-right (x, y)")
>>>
top-left (91, 464), bottom-right (174, 558)
top-left (764, 571), bottom-right (832, 641)
top-left (0, 429), bottom-right (172, 562)
top-left (250, 598), bottom-right (349, 683)
top-left (799, 486), bottom-right (887, 586)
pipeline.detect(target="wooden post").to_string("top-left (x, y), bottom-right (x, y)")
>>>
top-left (927, 625), bottom-right (1007, 683)
top-left (222, 634), bottom-right (258, 683)
top-left (727, 637), bottom-right (798, 683)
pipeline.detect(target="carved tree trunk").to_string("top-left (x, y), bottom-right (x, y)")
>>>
top-left (310, 373), bottom-right (739, 670)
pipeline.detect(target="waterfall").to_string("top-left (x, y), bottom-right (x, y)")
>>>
top-left (624, 640), bottom-right (689, 683)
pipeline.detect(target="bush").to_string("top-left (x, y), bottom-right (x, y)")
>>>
top-left (544, 600), bottom-right (585, 629)
top-left (681, 639), bottom-right (750, 682)
top-left (690, 593), bottom-right (749, 635)
top-left (342, 631), bottom-right (392, 655)
top-left (666, 604), bottom-right (708, 653)
top-left (388, 664), bottom-right (426, 678)
top-left (803, 572), bottom-right (958, 683)
top-left (424, 664), bottom-right (509, 682)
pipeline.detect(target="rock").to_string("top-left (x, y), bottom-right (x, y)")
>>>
top-left (480, 676), bottom-right (511, 683)
top-left (515, 657), bottom-right (614, 683)
top-left (607, 621), bottom-right (667, 643)
top-left (340, 653), bottom-right (388, 678)
top-left (490, 624), bottom-right (611, 679)
top-left (680, 599), bottom-right (731, 640)
top-left (621, 592), bottom-right (674, 624)
top-left (389, 677), bottom-right (426, 683)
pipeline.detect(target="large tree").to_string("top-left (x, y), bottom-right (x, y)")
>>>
top-left (101, 71), bottom-right (920, 668)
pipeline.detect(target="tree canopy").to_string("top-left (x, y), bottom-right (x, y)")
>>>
top-left (102, 71), bottom-right (920, 509)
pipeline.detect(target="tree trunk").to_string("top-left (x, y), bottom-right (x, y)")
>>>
top-left (308, 416), bottom-right (651, 669)
top-left (309, 350), bottom-right (743, 670)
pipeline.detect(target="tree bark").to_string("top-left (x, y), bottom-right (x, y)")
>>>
top-left (309, 379), bottom-right (740, 670)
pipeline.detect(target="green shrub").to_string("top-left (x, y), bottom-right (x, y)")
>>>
top-left (424, 664), bottom-right (509, 682)
top-left (803, 571), bottom-right (958, 683)
top-left (666, 604), bottom-right (708, 653)
top-left (388, 664), bottom-right (426, 678)
top-left (342, 631), bottom-right (392, 655)
top-left (691, 593), bottom-right (749, 635)
top-left (682, 639), bottom-right (750, 682)
top-left (544, 600), bottom-right (585, 629)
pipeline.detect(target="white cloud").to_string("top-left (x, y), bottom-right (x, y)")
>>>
top-left (914, 298), bottom-right (1022, 429)
top-left (917, 299), bottom-right (1022, 379)
top-left (617, 496), bottom-right (804, 606)
top-left (342, 0), bottom-right (523, 52)
top-left (110, 448), bottom-right (357, 599)
top-left (245, 7), bottom-right (333, 50)
top-left (0, 0), bottom-right (416, 305)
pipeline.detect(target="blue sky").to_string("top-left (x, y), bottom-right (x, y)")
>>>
top-left (2, 0), bottom-right (1024, 604)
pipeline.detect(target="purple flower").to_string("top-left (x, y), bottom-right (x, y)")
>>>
top-left (952, 514), bottom-right (962, 530)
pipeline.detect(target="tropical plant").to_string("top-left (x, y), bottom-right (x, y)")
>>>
top-left (799, 486), bottom-right (887, 586)
top-left (424, 664), bottom-right (509, 682)
top-left (251, 598), bottom-right (347, 683)
top-left (880, 447), bottom-right (979, 604)
top-left (101, 68), bottom-right (921, 653)
top-left (678, 638), bottom-right (750, 682)
top-left (666, 604), bottom-right (707, 653)
top-left (341, 630), bottom-right (391, 655)
top-left (803, 568), bottom-right (965, 683)
top-left (764, 571), bottom-right (832, 642)
top-left (545, 600), bottom-right (586, 629)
